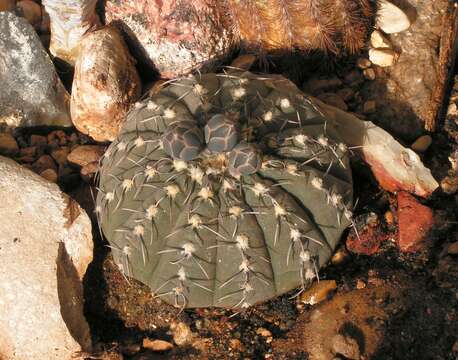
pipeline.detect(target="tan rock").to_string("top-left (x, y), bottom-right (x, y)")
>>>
top-left (363, 68), bottom-right (376, 81)
top-left (0, 156), bottom-right (93, 359)
top-left (377, 0), bottom-right (411, 34)
top-left (370, 30), bottom-right (392, 49)
top-left (172, 322), bottom-right (193, 346)
top-left (80, 161), bottom-right (99, 183)
top-left (447, 242), bottom-right (458, 256)
top-left (68, 145), bottom-right (105, 167)
top-left (411, 135), bottom-right (432, 152)
top-left (356, 58), bottom-right (371, 69)
top-left (142, 339), bottom-right (173, 352)
top-left (51, 146), bottom-right (70, 165)
top-left (0, 133), bottom-right (18, 156)
top-left (300, 280), bottom-right (337, 305)
top-left (369, 48), bottom-right (398, 67)
top-left (40, 168), bottom-right (58, 183)
top-left (71, 25), bottom-right (141, 142)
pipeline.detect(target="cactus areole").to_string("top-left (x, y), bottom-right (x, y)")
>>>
top-left (97, 71), bottom-right (353, 309)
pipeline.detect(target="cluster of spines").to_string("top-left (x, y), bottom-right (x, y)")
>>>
top-left (97, 71), bottom-right (353, 309)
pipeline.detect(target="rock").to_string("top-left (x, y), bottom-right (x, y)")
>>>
top-left (356, 58), bottom-right (371, 69)
top-left (50, 147), bottom-right (70, 166)
top-left (32, 154), bottom-right (57, 173)
top-left (230, 54), bottom-right (257, 71)
top-left (370, 30), bottom-right (392, 48)
top-left (447, 242), bottom-right (458, 256)
top-left (0, 0), bottom-right (16, 11)
top-left (47, 130), bottom-right (67, 146)
top-left (0, 12), bottom-right (71, 128)
top-left (376, 0), bottom-right (411, 34)
top-left (17, 0), bottom-right (41, 29)
top-left (346, 213), bottom-right (388, 255)
top-left (300, 280), bottom-right (337, 305)
top-left (369, 48), bottom-right (398, 67)
top-left (273, 286), bottom-right (405, 360)
top-left (256, 328), bottom-right (272, 338)
top-left (172, 322), bottom-right (193, 346)
top-left (363, 68), bottom-right (376, 81)
top-left (71, 25), bottom-right (141, 142)
top-left (397, 191), bottom-right (434, 252)
top-left (303, 76), bottom-right (343, 95)
top-left (42, 0), bottom-right (100, 64)
top-left (67, 145), bottom-right (105, 167)
top-left (363, 100), bottom-right (377, 114)
top-left (0, 133), bottom-right (19, 156)
top-left (317, 93), bottom-right (348, 111)
top-left (331, 248), bottom-right (349, 265)
top-left (411, 135), bottom-right (432, 152)
top-left (80, 161), bottom-right (99, 183)
top-left (331, 334), bottom-right (361, 359)
top-left (343, 70), bottom-right (364, 87)
top-left (0, 156), bottom-right (93, 359)
top-left (142, 339), bottom-right (173, 352)
top-left (39, 168), bottom-right (58, 183)
top-left (30, 134), bottom-right (47, 147)
top-left (19, 146), bottom-right (36, 158)
top-left (105, 0), bottom-right (234, 78)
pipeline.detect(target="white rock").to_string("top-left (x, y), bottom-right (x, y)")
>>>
top-left (369, 48), bottom-right (398, 67)
top-left (0, 156), bottom-right (93, 360)
top-left (376, 0), bottom-right (411, 34)
top-left (370, 30), bottom-right (392, 49)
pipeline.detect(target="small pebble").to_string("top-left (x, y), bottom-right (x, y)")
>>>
top-left (384, 210), bottom-right (394, 226)
top-left (356, 58), bottom-right (372, 69)
top-left (363, 100), bottom-right (377, 114)
top-left (0, 133), bottom-right (19, 156)
top-left (411, 135), bottom-right (432, 152)
top-left (317, 93), bottom-right (348, 111)
top-left (172, 322), bottom-right (193, 346)
top-left (370, 30), bottom-right (392, 48)
top-left (80, 161), bottom-right (99, 182)
top-left (331, 248), bottom-right (349, 265)
top-left (142, 338), bottom-right (173, 352)
top-left (300, 280), bottom-right (337, 305)
top-left (67, 145), bottom-right (105, 167)
top-left (376, 0), bottom-right (411, 34)
top-left (51, 147), bottom-right (70, 166)
top-left (356, 279), bottom-right (366, 289)
top-left (363, 68), bottom-right (376, 81)
top-left (40, 168), bottom-right (58, 183)
top-left (30, 134), bottom-right (47, 147)
top-left (369, 48), bottom-right (398, 67)
top-left (256, 327), bottom-right (272, 338)
top-left (441, 176), bottom-right (458, 195)
top-left (19, 146), bottom-right (37, 158)
top-left (33, 154), bottom-right (57, 173)
top-left (447, 242), bottom-right (458, 255)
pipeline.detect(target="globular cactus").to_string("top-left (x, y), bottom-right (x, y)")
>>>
top-left (96, 70), bottom-right (353, 309)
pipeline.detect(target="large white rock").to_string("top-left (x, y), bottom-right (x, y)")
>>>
top-left (0, 156), bottom-right (93, 360)
top-left (376, 0), bottom-right (411, 34)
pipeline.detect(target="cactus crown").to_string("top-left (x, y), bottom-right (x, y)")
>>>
top-left (97, 70), bottom-right (353, 309)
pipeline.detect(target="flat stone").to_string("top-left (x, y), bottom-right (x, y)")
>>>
top-left (377, 0), bottom-right (411, 34)
top-left (67, 145), bottom-right (105, 167)
top-left (369, 48), bottom-right (398, 67)
top-left (411, 135), bottom-right (432, 152)
top-left (142, 339), bottom-right (173, 352)
top-left (397, 191), bottom-right (434, 252)
top-left (0, 156), bottom-right (93, 359)
top-left (0, 12), bottom-right (71, 128)
top-left (0, 133), bottom-right (19, 156)
top-left (370, 30), bottom-right (392, 49)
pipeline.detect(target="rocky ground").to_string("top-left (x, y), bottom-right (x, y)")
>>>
top-left (0, 1), bottom-right (457, 359)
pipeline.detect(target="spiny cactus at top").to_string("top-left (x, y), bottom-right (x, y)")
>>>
top-left (96, 70), bottom-right (353, 309)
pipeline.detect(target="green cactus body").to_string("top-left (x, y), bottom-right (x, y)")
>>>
top-left (97, 71), bottom-right (353, 309)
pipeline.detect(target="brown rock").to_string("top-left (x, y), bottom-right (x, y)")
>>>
top-left (67, 145), bottom-right (105, 167)
top-left (447, 242), bottom-right (458, 255)
top-left (300, 280), bottom-right (337, 305)
top-left (0, 132), bottom-right (19, 156)
top-left (71, 25), bottom-right (141, 142)
top-left (336, 88), bottom-right (354, 102)
top-left (39, 168), bottom-right (58, 183)
top-left (411, 135), bottom-right (432, 152)
top-left (80, 161), bottom-right (99, 183)
top-left (356, 58), bottom-right (371, 69)
top-left (51, 146), bottom-right (70, 165)
top-left (32, 154), bottom-right (56, 173)
top-left (19, 146), bottom-right (37, 158)
top-left (331, 247), bottom-right (349, 266)
top-left (0, 0), bottom-right (16, 11)
top-left (17, 0), bottom-right (42, 29)
top-left (363, 68), bottom-right (376, 81)
top-left (142, 339), bottom-right (173, 352)
top-left (344, 70), bottom-right (364, 87)
top-left (397, 191), bottom-right (434, 252)
top-left (47, 130), bottom-right (67, 146)
top-left (363, 100), bottom-right (377, 114)
top-left (30, 134), bottom-right (47, 147)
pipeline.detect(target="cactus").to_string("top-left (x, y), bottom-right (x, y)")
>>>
top-left (96, 70), bottom-right (353, 309)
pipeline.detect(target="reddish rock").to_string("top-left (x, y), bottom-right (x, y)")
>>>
top-left (397, 191), bottom-right (434, 252)
top-left (346, 213), bottom-right (389, 255)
